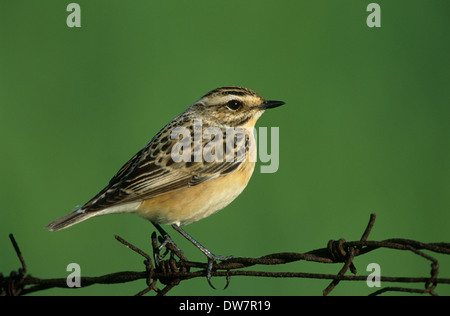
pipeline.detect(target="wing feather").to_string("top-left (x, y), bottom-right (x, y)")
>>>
top-left (80, 118), bottom-right (250, 214)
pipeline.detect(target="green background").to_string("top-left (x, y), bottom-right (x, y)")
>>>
top-left (1, 1), bottom-right (449, 296)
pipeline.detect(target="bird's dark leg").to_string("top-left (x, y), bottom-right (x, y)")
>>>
top-left (170, 224), bottom-right (233, 289)
top-left (151, 222), bottom-right (184, 265)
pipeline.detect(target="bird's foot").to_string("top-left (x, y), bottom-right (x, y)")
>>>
top-left (154, 233), bottom-right (184, 266)
top-left (204, 252), bottom-right (234, 290)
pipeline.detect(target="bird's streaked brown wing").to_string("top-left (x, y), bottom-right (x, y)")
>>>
top-left (80, 120), bottom-right (250, 214)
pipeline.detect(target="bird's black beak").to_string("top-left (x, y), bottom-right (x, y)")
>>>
top-left (259, 100), bottom-right (285, 110)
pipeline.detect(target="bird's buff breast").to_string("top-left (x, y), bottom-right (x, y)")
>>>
top-left (136, 162), bottom-right (255, 226)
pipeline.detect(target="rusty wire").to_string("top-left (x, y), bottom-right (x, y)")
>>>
top-left (1, 214), bottom-right (449, 296)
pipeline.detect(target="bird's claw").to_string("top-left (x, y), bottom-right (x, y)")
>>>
top-left (154, 234), bottom-right (184, 266)
top-left (205, 254), bottom-right (234, 290)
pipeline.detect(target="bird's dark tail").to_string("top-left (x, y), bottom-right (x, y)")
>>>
top-left (45, 210), bottom-right (95, 231)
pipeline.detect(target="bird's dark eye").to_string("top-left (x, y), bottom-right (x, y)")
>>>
top-left (226, 100), bottom-right (242, 111)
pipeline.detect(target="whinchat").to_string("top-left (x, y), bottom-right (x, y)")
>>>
top-left (46, 86), bottom-right (285, 284)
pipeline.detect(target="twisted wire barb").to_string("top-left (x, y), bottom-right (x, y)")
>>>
top-left (1, 214), bottom-right (449, 296)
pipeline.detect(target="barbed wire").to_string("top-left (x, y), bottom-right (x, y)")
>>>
top-left (1, 214), bottom-right (449, 296)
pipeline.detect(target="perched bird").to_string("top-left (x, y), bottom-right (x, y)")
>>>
top-left (46, 86), bottom-right (284, 286)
